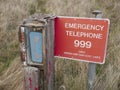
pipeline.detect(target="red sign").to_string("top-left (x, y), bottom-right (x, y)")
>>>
top-left (54, 16), bottom-right (110, 64)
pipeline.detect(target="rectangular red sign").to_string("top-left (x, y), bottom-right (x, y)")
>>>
top-left (54, 16), bottom-right (110, 64)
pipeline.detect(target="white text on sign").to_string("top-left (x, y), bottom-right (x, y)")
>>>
top-left (65, 23), bottom-right (104, 31)
top-left (74, 40), bottom-right (92, 48)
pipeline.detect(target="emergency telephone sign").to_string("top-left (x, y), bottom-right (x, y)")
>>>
top-left (54, 16), bottom-right (110, 64)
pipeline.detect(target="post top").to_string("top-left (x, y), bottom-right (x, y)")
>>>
top-left (92, 10), bottom-right (102, 15)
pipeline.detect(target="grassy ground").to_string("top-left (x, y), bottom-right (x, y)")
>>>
top-left (0, 57), bottom-right (23, 90)
top-left (0, 0), bottom-right (120, 90)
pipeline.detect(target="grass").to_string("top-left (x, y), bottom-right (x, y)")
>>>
top-left (0, 0), bottom-right (36, 73)
top-left (55, 59), bottom-right (88, 90)
top-left (0, 0), bottom-right (120, 90)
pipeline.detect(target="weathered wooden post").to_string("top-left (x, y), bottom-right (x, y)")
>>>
top-left (18, 14), bottom-right (55, 90)
top-left (45, 16), bottom-right (55, 90)
top-left (19, 17), bottom-right (47, 90)
top-left (88, 10), bottom-right (102, 90)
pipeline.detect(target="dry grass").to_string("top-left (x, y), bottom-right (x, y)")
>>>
top-left (0, 0), bottom-right (36, 72)
top-left (46, 0), bottom-right (92, 17)
top-left (0, 0), bottom-right (37, 90)
top-left (0, 0), bottom-right (120, 90)
top-left (55, 59), bottom-right (88, 90)
top-left (0, 57), bottom-right (24, 90)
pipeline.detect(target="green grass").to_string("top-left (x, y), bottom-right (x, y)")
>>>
top-left (0, 43), bottom-right (19, 73)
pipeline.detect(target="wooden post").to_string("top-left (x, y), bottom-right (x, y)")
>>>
top-left (88, 10), bottom-right (102, 90)
top-left (19, 14), bottom-right (55, 90)
top-left (44, 17), bottom-right (55, 90)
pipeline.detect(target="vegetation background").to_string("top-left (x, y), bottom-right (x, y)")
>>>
top-left (0, 0), bottom-right (120, 90)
